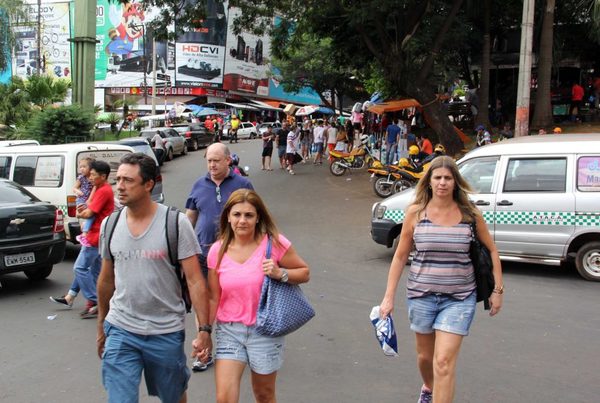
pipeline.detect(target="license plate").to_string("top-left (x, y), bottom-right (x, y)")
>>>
top-left (4, 252), bottom-right (35, 267)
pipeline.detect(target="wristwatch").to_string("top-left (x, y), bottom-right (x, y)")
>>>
top-left (280, 268), bottom-right (289, 283)
top-left (198, 325), bottom-right (212, 334)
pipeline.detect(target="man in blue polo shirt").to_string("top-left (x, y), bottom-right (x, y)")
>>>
top-left (385, 118), bottom-right (401, 164)
top-left (185, 142), bottom-right (253, 372)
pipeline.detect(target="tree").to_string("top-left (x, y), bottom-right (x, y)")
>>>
top-left (531, 0), bottom-right (556, 129)
top-left (0, 0), bottom-right (27, 72)
top-left (0, 76), bottom-right (31, 130)
top-left (23, 74), bottom-right (70, 110)
top-left (28, 105), bottom-right (95, 144)
top-left (474, 0), bottom-right (492, 129)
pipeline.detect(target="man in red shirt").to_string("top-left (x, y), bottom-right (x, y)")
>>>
top-left (74, 160), bottom-right (115, 318)
top-left (571, 81), bottom-right (585, 122)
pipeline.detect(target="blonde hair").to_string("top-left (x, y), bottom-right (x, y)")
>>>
top-left (216, 189), bottom-right (280, 269)
top-left (412, 156), bottom-right (480, 221)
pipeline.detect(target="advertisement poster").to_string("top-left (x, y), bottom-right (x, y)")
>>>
top-left (222, 6), bottom-right (270, 96)
top-left (13, 1), bottom-right (71, 80)
top-left (268, 68), bottom-right (322, 104)
top-left (96, 0), bottom-right (175, 88)
top-left (577, 156), bottom-right (600, 191)
top-left (174, 0), bottom-right (227, 88)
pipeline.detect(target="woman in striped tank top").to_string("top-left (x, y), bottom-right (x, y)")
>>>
top-left (379, 156), bottom-right (503, 403)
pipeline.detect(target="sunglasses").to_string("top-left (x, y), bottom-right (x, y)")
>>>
top-left (216, 186), bottom-right (221, 203)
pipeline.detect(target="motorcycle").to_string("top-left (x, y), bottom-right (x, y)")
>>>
top-left (369, 161), bottom-right (413, 198)
top-left (329, 135), bottom-right (378, 176)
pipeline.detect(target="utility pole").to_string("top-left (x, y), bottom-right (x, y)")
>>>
top-left (515, 0), bottom-right (535, 137)
top-left (70, 0), bottom-right (97, 110)
top-left (36, 0), bottom-right (41, 74)
top-left (152, 38), bottom-right (157, 115)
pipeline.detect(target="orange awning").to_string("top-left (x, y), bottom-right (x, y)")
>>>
top-left (367, 99), bottom-right (421, 114)
top-left (367, 98), bottom-right (469, 144)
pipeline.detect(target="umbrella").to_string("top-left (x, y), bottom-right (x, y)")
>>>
top-left (193, 107), bottom-right (223, 117)
top-left (295, 105), bottom-right (319, 116)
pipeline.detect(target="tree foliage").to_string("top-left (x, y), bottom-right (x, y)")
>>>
top-left (28, 105), bottom-right (95, 144)
top-left (0, 76), bottom-right (31, 130)
top-left (23, 74), bottom-right (70, 110)
top-left (0, 0), bottom-right (27, 72)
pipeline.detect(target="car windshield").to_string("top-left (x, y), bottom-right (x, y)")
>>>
top-left (173, 127), bottom-right (187, 133)
top-left (0, 181), bottom-right (38, 203)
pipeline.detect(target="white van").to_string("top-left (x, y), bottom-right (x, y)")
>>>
top-left (371, 134), bottom-right (600, 281)
top-left (0, 143), bottom-right (134, 242)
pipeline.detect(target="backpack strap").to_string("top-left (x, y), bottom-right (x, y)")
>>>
top-left (165, 205), bottom-right (180, 267)
top-left (104, 209), bottom-right (124, 261)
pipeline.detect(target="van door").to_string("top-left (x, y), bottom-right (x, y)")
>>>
top-left (458, 156), bottom-right (500, 234)
top-left (494, 155), bottom-right (574, 259)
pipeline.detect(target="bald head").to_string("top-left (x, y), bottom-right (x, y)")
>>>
top-left (206, 143), bottom-right (231, 182)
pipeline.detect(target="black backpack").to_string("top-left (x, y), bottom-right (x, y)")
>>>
top-left (103, 206), bottom-right (192, 313)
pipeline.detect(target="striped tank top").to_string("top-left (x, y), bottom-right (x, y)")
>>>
top-left (406, 215), bottom-right (476, 299)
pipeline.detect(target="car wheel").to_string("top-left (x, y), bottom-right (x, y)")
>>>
top-left (251, 132), bottom-right (257, 139)
top-left (575, 241), bottom-right (600, 281)
top-left (191, 139), bottom-right (199, 151)
top-left (182, 145), bottom-right (188, 155)
top-left (25, 265), bottom-right (53, 281)
top-left (166, 147), bottom-right (174, 161)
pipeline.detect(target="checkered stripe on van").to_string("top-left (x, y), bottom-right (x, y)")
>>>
top-left (575, 214), bottom-right (600, 226)
top-left (494, 211), bottom-right (575, 225)
top-left (384, 209), bottom-right (405, 223)
top-left (482, 211), bottom-right (494, 225)
top-left (58, 205), bottom-right (68, 216)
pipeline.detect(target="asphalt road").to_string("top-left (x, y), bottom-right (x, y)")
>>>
top-left (0, 139), bottom-right (598, 403)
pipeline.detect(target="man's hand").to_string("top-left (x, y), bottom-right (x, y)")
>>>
top-left (96, 330), bottom-right (106, 359)
top-left (191, 332), bottom-right (212, 363)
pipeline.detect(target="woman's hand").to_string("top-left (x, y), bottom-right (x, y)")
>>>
top-left (262, 258), bottom-right (283, 280)
top-left (379, 296), bottom-right (394, 320)
top-left (489, 292), bottom-right (503, 316)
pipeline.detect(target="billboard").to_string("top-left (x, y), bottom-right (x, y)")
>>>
top-left (222, 6), bottom-right (270, 96)
top-left (12, 1), bottom-right (71, 80)
top-left (268, 68), bottom-right (322, 104)
top-left (95, 0), bottom-right (175, 88)
top-left (174, 0), bottom-right (228, 88)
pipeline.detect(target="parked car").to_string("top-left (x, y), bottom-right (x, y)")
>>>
top-left (0, 179), bottom-right (66, 281)
top-left (111, 137), bottom-right (165, 204)
top-left (370, 134), bottom-right (600, 281)
top-left (172, 123), bottom-right (214, 151)
top-left (225, 122), bottom-right (258, 139)
top-left (257, 121), bottom-right (282, 136)
top-left (139, 128), bottom-right (187, 161)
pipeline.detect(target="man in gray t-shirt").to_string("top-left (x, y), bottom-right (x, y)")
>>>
top-left (96, 153), bottom-right (212, 403)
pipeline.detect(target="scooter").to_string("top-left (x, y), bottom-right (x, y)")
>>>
top-left (329, 135), bottom-right (378, 176)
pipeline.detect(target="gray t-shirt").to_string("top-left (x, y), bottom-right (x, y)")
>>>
top-left (100, 204), bottom-right (201, 335)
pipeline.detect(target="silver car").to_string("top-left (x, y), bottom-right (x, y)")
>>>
top-left (140, 128), bottom-right (188, 161)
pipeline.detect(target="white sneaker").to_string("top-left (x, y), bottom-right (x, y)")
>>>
top-left (289, 170), bottom-right (295, 175)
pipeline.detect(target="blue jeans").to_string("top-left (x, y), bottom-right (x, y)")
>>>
top-left (73, 245), bottom-right (101, 304)
top-left (385, 143), bottom-right (397, 164)
top-left (102, 322), bottom-right (189, 403)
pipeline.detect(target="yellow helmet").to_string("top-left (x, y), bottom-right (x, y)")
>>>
top-left (398, 158), bottom-right (410, 167)
top-left (372, 160), bottom-right (383, 169)
top-left (408, 145), bottom-right (420, 156)
top-left (553, 127), bottom-right (562, 133)
top-left (434, 144), bottom-right (446, 154)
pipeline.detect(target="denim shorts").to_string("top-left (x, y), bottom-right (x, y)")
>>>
top-left (406, 291), bottom-right (476, 336)
top-left (102, 322), bottom-right (190, 403)
top-left (215, 322), bottom-right (285, 375)
top-left (277, 145), bottom-right (287, 158)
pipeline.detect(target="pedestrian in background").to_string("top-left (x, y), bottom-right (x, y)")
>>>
top-left (185, 143), bottom-right (253, 372)
top-left (326, 121), bottom-right (337, 162)
top-left (385, 119), bottom-right (400, 164)
top-left (312, 120), bottom-right (326, 164)
top-left (96, 153), bottom-right (212, 403)
top-left (207, 189), bottom-right (310, 403)
top-left (379, 156), bottom-right (503, 403)
top-left (301, 117), bottom-right (312, 161)
top-left (261, 125), bottom-right (274, 171)
top-left (345, 119), bottom-right (355, 151)
top-left (275, 122), bottom-right (288, 170)
top-left (286, 123), bottom-right (301, 175)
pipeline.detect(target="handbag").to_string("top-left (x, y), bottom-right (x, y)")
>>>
top-left (292, 152), bottom-right (303, 164)
top-left (469, 220), bottom-right (495, 310)
top-left (255, 237), bottom-right (315, 337)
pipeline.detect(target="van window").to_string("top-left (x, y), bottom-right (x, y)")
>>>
top-left (577, 156), bottom-right (600, 192)
top-left (459, 157), bottom-right (499, 193)
top-left (13, 155), bottom-right (64, 187)
top-left (0, 156), bottom-right (12, 178)
top-left (504, 158), bottom-right (567, 192)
